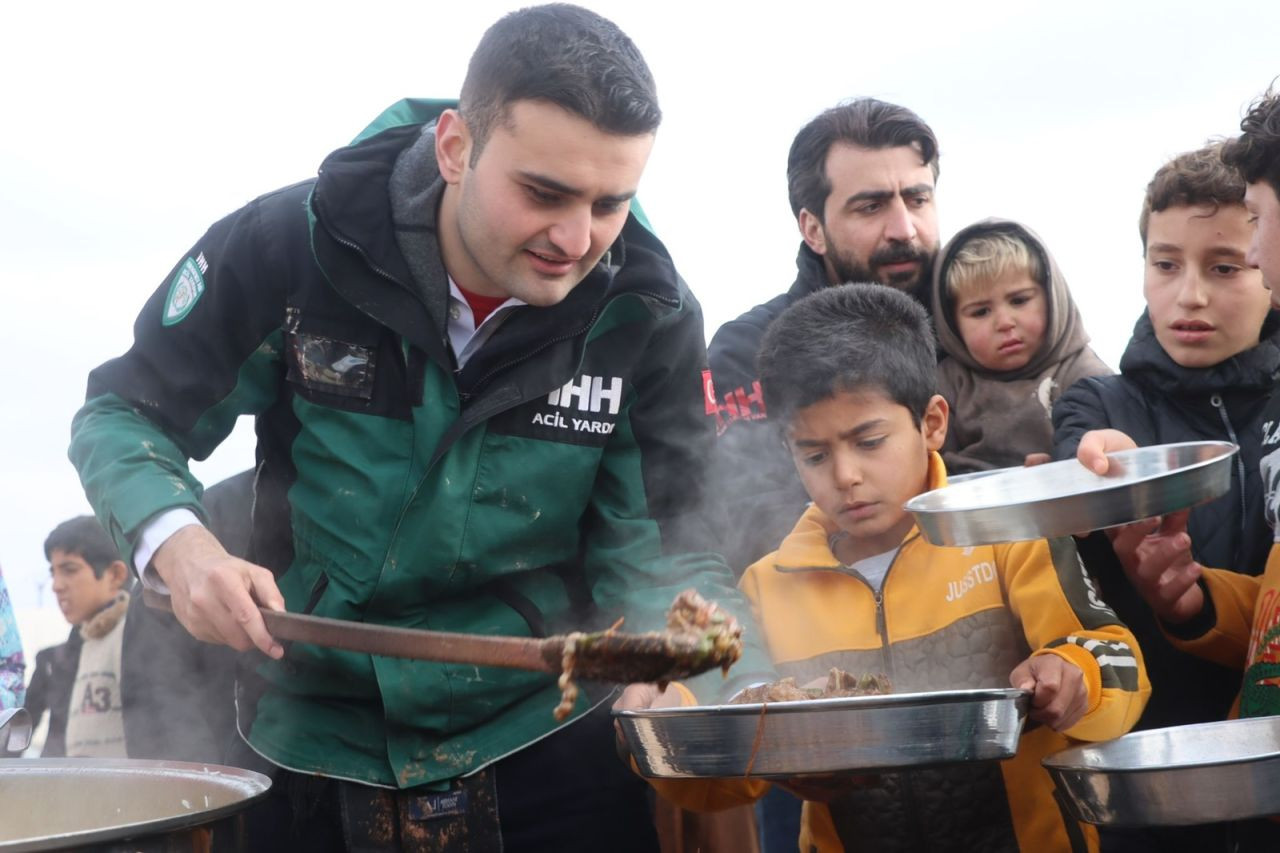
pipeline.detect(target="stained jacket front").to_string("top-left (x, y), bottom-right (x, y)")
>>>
top-left (652, 455), bottom-right (1150, 853)
top-left (69, 100), bottom-right (767, 789)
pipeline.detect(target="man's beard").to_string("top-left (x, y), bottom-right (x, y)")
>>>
top-left (828, 241), bottom-right (937, 300)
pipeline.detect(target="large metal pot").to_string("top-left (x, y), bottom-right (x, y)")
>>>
top-left (0, 758), bottom-right (271, 852)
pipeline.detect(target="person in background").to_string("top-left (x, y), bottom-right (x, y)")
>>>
top-left (0, 564), bottom-right (24, 709)
top-left (1071, 91), bottom-right (1280, 853)
top-left (66, 5), bottom-right (769, 850)
top-left (623, 284), bottom-right (1149, 852)
top-left (24, 516), bottom-right (131, 757)
top-left (932, 219), bottom-right (1109, 473)
top-left (702, 99), bottom-right (943, 850)
top-left (706, 98), bottom-right (942, 576)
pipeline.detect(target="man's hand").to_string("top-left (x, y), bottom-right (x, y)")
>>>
top-left (1075, 429), bottom-right (1138, 475)
top-left (1010, 654), bottom-right (1089, 731)
top-left (1109, 510), bottom-right (1205, 624)
top-left (152, 525), bottom-right (285, 658)
top-left (1023, 452), bottom-right (1051, 467)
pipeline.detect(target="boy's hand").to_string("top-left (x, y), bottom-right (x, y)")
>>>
top-left (613, 682), bottom-right (686, 713)
top-left (1010, 654), bottom-right (1089, 731)
top-left (776, 772), bottom-right (876, 802)
top-left (152, 525), bottom-right (285, 658)
top-left (1023, 452), bottom-right (1051, 467)
top-left (1076, 429), bottom-right (1138, 475)
top-left (1110, 509), bottom-right (1205, 624)
top-left (612, 683), bottom-right (686, 763)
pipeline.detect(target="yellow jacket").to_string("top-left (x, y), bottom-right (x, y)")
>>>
top-left (1166, 546), bottom-right (1280, 718)
top-left (652, 454), bottom-right (1149, 852)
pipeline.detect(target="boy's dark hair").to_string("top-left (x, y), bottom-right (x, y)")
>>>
top-left (460, 4), bottom-right (661, 164)
top-left (759, 283), bottom-right (937, 428)
top-left (1221, 87), bottom-right (1280, 196)
top-left (1139, 143), bottom-right (1246, 248)
top-left (787, 98), bottom-right (940, 220)
top-left (43, 515), bottom-right (121, 578)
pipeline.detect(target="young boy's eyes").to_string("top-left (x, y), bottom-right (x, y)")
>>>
top-left (857, 436), bottom-right (888, 450)
top-left (1150, 259), bottom-right (1179, 273)
top-left (800, 451), bottom-right (828, 467)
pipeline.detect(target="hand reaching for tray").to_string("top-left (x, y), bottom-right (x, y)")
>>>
top-left (1110, 510), bottom-right (1205, 625)
top-left (1010, 654), bottom-right (1088, 732)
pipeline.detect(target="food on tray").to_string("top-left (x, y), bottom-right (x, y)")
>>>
top-left (730, 668), bottom-right (893, 704)
top-left (553, 589), bottom-right (743, 720)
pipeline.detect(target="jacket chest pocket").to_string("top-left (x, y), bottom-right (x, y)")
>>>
top-left (284, 306), bottom-right (414, 419)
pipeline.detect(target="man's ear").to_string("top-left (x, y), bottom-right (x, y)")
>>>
top-left (435, 109), bottom-right (472, 185)
top-left (922, 394), bottom-right (949, 452)
top-left (798, 208), bottom-right (827, 255)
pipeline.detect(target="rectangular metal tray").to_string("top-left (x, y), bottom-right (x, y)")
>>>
top-left (1044, 717), bottom-right (1280, 826)
top-left (614, 687), bottom-right (1029, 779)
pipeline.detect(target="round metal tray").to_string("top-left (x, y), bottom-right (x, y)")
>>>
top-left (1044, 717), bottom-right (1280, 826)
top-left (614, 687), bottom-right (1030, 779)
top-left (906, 441), bottom-right (1236, 547)
top-left (0, 758), bottom-right (272, 851)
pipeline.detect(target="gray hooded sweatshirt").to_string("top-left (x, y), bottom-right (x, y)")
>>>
top-left (932, 218), bottom-right (1110, 473)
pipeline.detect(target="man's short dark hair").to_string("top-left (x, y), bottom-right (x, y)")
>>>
top-left (1221, 87), bottom-right (1280, 196)
top-left (459, 4), bottom-right (661, 163)
top-left (759, 283), bottom-right (937, 428)
top-left (43, 515), bottom-right (121, 578)
top-left (786, 99), bottom-right (940, 220)
top-left (1139, 143), bottom-right (1246, 249)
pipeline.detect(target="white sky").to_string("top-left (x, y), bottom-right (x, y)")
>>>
top-left (2, 0), bottom-right (1278, 620)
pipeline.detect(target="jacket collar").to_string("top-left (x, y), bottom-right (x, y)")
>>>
top-left (787, 244), bottom-right (832, 301)
top-left (1119, 309), bottom-right (1280, 395)
top-left (771, 452), bottom-right (947, 571)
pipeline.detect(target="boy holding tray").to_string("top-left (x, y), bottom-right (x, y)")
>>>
top-left (618, 283), bottom-right (1149, 852)
top-left (1074, 88), bottom-right (1280, 853)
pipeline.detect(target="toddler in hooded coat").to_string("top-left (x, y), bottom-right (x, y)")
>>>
top-left (932, 219), bottom-right (1110, 473)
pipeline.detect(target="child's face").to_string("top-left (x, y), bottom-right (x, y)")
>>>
top-left (1144, 203), bottom-right (1269, 368)
top-left (49, 548), bottom-right (123, 626)
top-left (1245, 181), bottom-right (1280, 308)
top-left (953, 271), bottom-right (1047, 372)
top-left (787, 389), bottom-right (947, 557)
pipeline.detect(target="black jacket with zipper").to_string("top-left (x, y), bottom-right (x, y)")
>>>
top-left (1052, 309), bottom-right (1280, 730)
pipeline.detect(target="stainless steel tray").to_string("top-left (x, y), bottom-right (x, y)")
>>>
top-left (906, 441), bottom-right (1236, 547)
top-left (614, 687), bottom-right (1030, 779)
top-left (1044, 717), bottom-right (1280, 826)
top-left (0, 758), bottom-right (271, 850)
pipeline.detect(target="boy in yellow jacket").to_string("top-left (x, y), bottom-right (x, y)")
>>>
top-left (618, 283), bottom-right (1148, 852)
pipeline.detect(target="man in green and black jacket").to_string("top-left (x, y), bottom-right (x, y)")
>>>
top-left (68, 6), bottom-right (768, 850)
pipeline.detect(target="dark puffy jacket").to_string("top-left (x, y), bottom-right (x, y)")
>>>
top-left (1052, 309), bottom-right (1280, 730)
top-left (704, 246), bottom-right (828, 574)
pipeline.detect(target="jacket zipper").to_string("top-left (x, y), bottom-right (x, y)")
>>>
top-left (461, 288), bottom-right (680, 403)
top-left (1210, 394), bottom-right (1248, 567)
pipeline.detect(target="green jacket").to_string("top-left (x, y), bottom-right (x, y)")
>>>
top-left (70, 100), bottom-right (769, 788)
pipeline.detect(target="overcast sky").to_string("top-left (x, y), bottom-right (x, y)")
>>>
top-left (3, 0), bottom-right (1279, 614)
